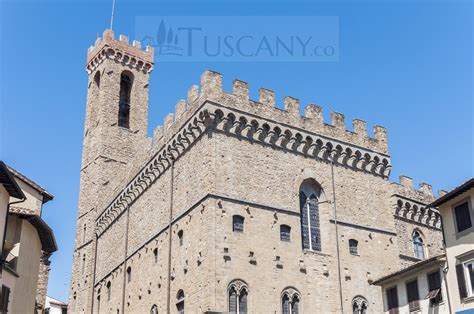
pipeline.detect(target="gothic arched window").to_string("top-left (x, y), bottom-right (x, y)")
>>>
top-left (176, 290), bottom-right (185, 314)
top-left (233, 215), bottom-right (245, 233)
top-left (412, 230), bottom-right (425, 260)
top-left (299, 179), bottom-right (322, 251)
top-left (281, 287), bottom-right (301, 314)
top-left (118, 71), bottom-right (133, 128)
top-left (150, 304), bottom-right (158, 314)
top-left (352, 296), bottom-right (368, 314)
top-left (228, 279), bottom-right (248, 314)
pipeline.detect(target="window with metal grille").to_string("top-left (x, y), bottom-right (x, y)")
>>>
top-left (349, 239), bottom-right (358, 255)
top-left (299, 179), bottom-right (322, 252)
top-left (386, 286), bottom-right (399, 314)
top-left (280, 225), bottom-right (291, 242)
top-left (233, 215), bottom-right (244, 233)
top-left (427, 271), bottom-right (443, 305)
top-left (454, 202), bottom-right (472, 233)
top-left (118, 71), bottom-right (133, 129)
top-left (406, 279), bottom-right (420, 311)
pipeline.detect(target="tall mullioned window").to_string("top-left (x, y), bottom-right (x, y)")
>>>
top-left (412, 231), bottom-right (425, 260)
top-left (228, 280), bottom-right (248, 314)
top-left (118, 71), bottom-right (133, 128)
top-left (282, 290), bottom-right (300, 314)
top-left (299, 179), bottom-right (322, 251)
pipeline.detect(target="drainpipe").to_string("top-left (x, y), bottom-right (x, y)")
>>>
top-left (90, 232), bottom-right (99, 314)
top-left (438, 214), bottom-right (453, 314)
top-left (330, 157), bottom-right (344, 314)
top-left (166, 157), bottom-right (175, 314)
top-left (121, 204), bottom-right (131, 313)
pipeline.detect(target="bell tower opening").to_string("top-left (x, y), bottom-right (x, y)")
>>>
top-left (118, 71), bottom-right (133, 128)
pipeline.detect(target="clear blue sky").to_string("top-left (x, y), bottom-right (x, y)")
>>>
top-left (1, 0), bottom-right (472, 303)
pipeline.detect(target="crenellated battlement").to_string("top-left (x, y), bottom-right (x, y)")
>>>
top-left (95, 69), bottom-right (394, 235)
top-left (152, 70), bottom-right (389, 155)
top-left (391, 175), bottom-right (441, 229)
top-left (86, 29), bottom-right (154, 74)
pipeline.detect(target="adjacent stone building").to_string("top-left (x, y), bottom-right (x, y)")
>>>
top-left (69, 29), bottom-right (445, 313)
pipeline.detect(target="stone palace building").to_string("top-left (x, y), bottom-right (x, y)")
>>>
top-left (69, 29), bottom-right (445, 313)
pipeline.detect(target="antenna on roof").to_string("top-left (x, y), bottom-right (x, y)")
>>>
top-left (110, 0), bottom-right (116, 30)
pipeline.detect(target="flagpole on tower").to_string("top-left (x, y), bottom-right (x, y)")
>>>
top-left (110, 0), bottom-right (116, 30)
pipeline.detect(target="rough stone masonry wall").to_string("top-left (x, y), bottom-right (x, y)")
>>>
top-left (70, 28), bottom-right (153, 314)
top-left (210, 131), bottom-right (396, 313)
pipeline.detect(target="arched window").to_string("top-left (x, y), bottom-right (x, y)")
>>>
top-left (233, 215), bottom-right (245, 233)
top-left (94, 71), bottom-right (101, 88)
top-left (153, 248), bottom-right (158, 263)
top-left (176, 290), bottom-right (185, 314)
top-left (228, 279), bottom-right (248, 314)
top-left (299, 179), bottom-right (322, 251)
top-left (126, 266), bottom-right (131, 282)
top-left (281, 288), bottom-right (300, 314)
top-left (280, 225), bottom-right (291, 242)
top-left (118, 71), bottom-right (133, 128)
top-left (150, 304), bottom-right (158, 314)
top-left (412, 231), bottom-right (425, 260)
top-left (349, 239), bottom-right (358, 255)
top-left (106, 281), bottom-right (111, 301)
top-left (352, 296), bottom-right (368, 314)
top-left (178, 230), bottom-right (184, 246)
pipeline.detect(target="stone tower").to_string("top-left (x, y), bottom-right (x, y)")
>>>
top-left (69, 29), bottom-right (154, 313)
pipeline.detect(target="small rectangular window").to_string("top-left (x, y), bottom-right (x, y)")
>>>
top-left (454, 202), bottom-right (472, 233)
top-left (386, 286), bottom-right (399, 313)
top-left (427, 271), bottom-right (443, 305)
top-left (233, 215), bottom-right (244, 233)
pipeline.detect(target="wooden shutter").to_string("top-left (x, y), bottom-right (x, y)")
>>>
top-left (300, 192), bottom-right (310, 250)
top-left (455, 202), bottom-right (472, 232)
top-left (387, 286), bottom-right (398, 310)
top-left (0, 286), bottom-right (10, 312)
top-left (456, 264), bottom-right (468, 299)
